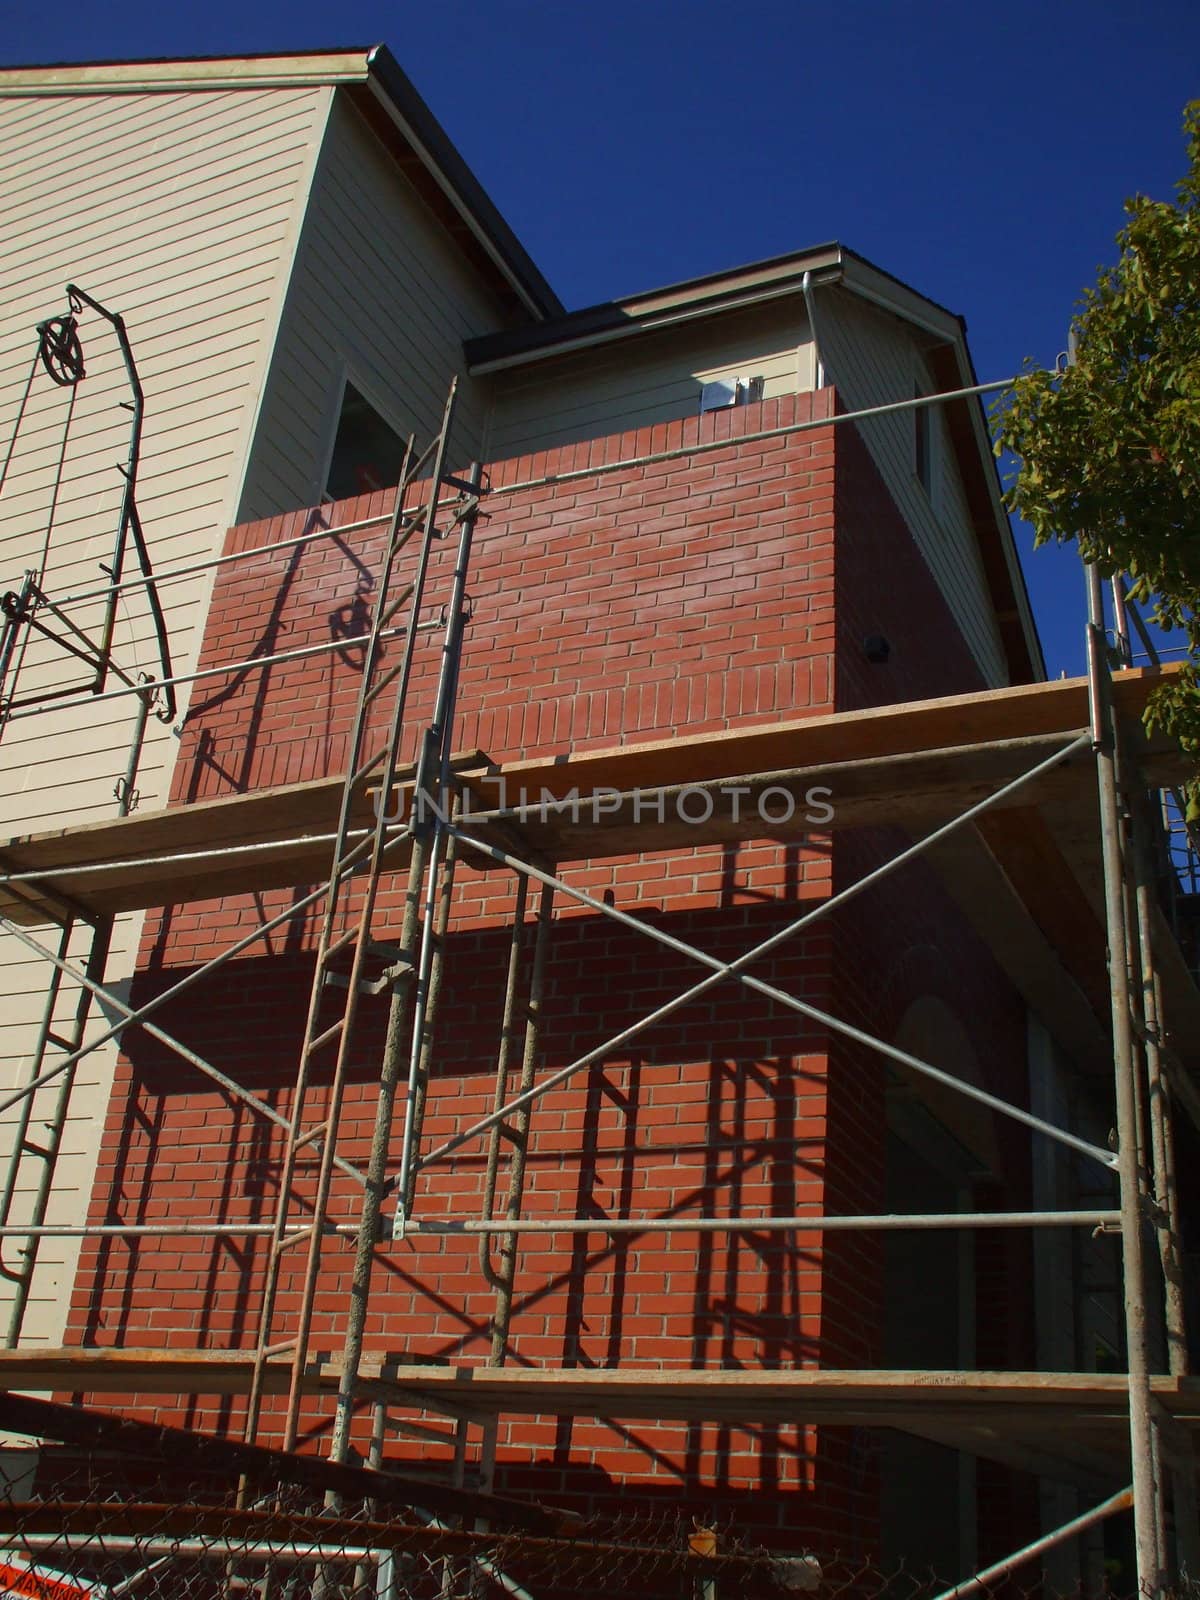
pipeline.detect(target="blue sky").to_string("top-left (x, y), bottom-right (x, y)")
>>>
top-left (6, 0), bottom-right (1198, 678)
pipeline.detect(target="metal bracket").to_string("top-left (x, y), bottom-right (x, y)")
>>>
top-left (113, 776), bottom-right (140, 814)
top-left (324, 954), bottom-right (415, 998)
top-left (439, 473), bottom-right (487, 497)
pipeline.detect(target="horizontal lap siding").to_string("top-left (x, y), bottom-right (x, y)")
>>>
top-left (0, 82), bottom-right (328, 1345)
top-left (485, 301), bottom-right (817, 460)
top-left (237, 95), bottom-right (512, 520)
top-left (814, 290), bottom-right (1008, 687)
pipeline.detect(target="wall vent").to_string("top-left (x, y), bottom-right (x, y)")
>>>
top-left (699, 375), bottom-right (765, 413)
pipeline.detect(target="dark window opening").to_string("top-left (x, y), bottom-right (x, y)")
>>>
top-left (325, 382), bottom-right (409, 502)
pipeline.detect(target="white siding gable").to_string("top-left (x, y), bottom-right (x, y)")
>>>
top-left (0, 81), bottom-right (330, 1346)
top-left (483, 301), bottom-right (817, 461)
top-left (238, 95), bottom-right (513, 519)
top-left (814, 289), bottom-right (1008, 686)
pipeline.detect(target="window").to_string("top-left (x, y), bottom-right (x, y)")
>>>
top-left (324, 381), bottom-right (410, 502)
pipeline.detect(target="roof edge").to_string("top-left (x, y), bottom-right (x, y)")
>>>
top-left (363, 46), bottom-right (563, 321)
top-left (0, 44), bottom-right (565, 324)
top-left (466, 243), bottom-right (846, 374)
top-left (0, 49), bottom-right (373, 94)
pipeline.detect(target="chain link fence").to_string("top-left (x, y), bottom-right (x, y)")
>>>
top-left (0, 1476), bottom-right (821, 1600)
top-left (0, 1396), bottom-right (1146, 1600)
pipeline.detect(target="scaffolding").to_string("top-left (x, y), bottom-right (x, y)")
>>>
top-left (0, 372), bottom-right (1196, 1599)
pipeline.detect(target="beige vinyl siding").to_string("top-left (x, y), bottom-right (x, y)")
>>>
top-left (238, 95), bottom-right (512, 519)
top-left (0, 82), bottom-right (330, 1347)
top-left (484, 302), bottom-right (817, 460)
top-left (814, 290), bottom-right (1007, 686)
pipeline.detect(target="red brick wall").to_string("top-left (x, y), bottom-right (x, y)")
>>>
top-left (67, 393), bottom-right (1036, 1557)
top-left (172, 392), bottom-right (835, 807)
top-left (827, 422), bottom-right (1039, 1560)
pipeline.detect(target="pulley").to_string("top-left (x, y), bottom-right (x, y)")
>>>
top-left (37, 315), bottom-right (85, 387)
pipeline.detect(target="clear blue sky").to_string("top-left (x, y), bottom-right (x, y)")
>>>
top-left (6, 0), bottom-right (1198, 679)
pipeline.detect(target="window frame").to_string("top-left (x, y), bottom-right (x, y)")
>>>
top-left (316, 362), bottom-right (413, 505)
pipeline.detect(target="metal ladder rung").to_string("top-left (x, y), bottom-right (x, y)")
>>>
top-left (18, 1140), bottom-right (51, 1160)
top-left (325, 926), bottom-right (359, 959)
top-left (263, 1337), bottom-right (299, 1356)
top-left (362, 656), bottom-right (410, 711)
top-left (332, 836), bottom-right (375, 877)
top-left (378, 583), bottom-right (417, 633)
top-left (275, 1227), bottom-right (316, 1254)
top-left (306, 1016), bottom-right (346, 1056)
top-left (293, 1120), bottom-right (329, 1153)
top-left (350, 748), bottom-right (389, 786)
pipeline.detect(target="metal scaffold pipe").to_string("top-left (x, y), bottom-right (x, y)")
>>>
top-left (398, 1209), bottom-right (1124, 1236)
top-left (0, 1207), bottom-right (1124, 1239)
top-left (478, 871), bottom-right (532, 1299)
top-left (477, 876), bottom-right (558, 1492)
top-left (474, 374), bottom-right (1023, 498)
top-left (0, 913), bottom-right (370, 1191)
top-left (484, 878), bottom-right (555, 1363)
top-left (0, 912), bottom-right (112, 1346)
top-left (931, 1485), bottom-right (1134, 1600)
top-left (0, 612), bottom-right (439, 724)
top-left (1086, 562), bottom-right (1163, 1594)
top-left (429, 733), bottom-right (1112, 1181)
top-left (326, 835), bottom-right (429, 1470)
top-left (245, 422), bottom-right (431, 1454)
top-left (43, 371), bottom-right (1031, 614)
top-left (1129, 797), bottom-right (1189, 1375)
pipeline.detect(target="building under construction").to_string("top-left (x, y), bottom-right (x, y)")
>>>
top-left (0, 45), bottom-right (1197, 1600)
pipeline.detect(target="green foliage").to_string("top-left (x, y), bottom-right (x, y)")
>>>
top-left (993, 101), bottom-right (1200, 772)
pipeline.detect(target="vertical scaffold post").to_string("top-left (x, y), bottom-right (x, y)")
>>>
top-left (478, 878), bottom-right (555, 1495)
top-left (486, 879), bottom-right (555, 1366)
top-left (1086, 563), bottom-right (1163, 1591)
top-left (1129, 796), bottom-right (1200, 1572)
top-left (1129, 800), bottom-right (1188, 1374)
top-left (326, 838), bottom-right (428, 1469)
top-left (327, 460), bottom-right (483, 1468)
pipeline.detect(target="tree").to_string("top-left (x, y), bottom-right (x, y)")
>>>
top-left (994, 100), bottom-right (1200, 776)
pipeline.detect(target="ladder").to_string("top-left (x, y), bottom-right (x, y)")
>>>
top-left (242, 382), bottom-right (485, 1452)
top-left (0, 910), bottom-right (112, 1346)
